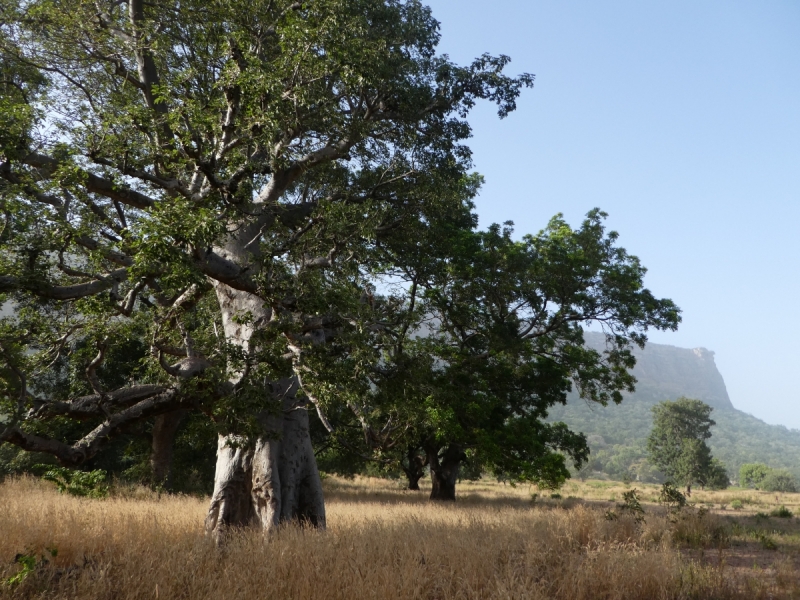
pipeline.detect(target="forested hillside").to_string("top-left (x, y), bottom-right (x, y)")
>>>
top-left (549, 334), bottom-right (800, 483)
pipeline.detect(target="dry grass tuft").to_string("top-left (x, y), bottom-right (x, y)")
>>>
top-left (0, 476), bottom-right (796, 599)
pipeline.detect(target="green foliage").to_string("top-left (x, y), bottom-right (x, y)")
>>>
top-left (646, 398), bottom-right (728, 488)
top-left (758, 534), bottom-right (778, 550)
top-left (40, 467), bottom-right (109, 498)
top-left (739, 463), bottom-right (771, 488)
top-left (618, 488), bottom-right (645, 523)
top-left (761, 469), bottom-right (798, 493)
top-left (659, 482), bottom-right (687, 511)
top-left (301, 209), bottom-right (679, 491)
top-left (736, 463), bottom-right (797, 492)
top-left (3, 548), bottom-right (56, 588)
top-left (0, 0), bottom-right (544, 479)
top-left (769, 505), bottom-right (793, 518)
top-left (730, 499), bottom-right (743, 510)
top-left (705, 458), bottom-right (730, 490)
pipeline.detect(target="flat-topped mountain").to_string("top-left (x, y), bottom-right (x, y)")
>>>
top-left (549, 333), bottom-right (800, 482)
top-left (583, 332), bottom-right (733, 410)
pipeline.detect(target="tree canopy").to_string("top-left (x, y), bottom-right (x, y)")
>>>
top-left (647, 398), bottom-right (728, 490)
top-left (298, 211), bottom-right (680, 499)
top-left (739, 463), bottom-right (797, 493)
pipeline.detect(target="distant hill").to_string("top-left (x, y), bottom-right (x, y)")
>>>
top-left (548, 333), bottom-right (800, 483)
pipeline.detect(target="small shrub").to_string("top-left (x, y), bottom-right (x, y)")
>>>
top-left (550, 493), bottom-right (562, 500)
top-left (757, 533), bottom-right (778, 550)
top-left (530, 493), bottom-right (539, 503)
top-left (659, 482), bottom-right (687, 511)
top-left (754, 512), bottom-right (770, 520)
top-left (3, 548), bottom-right (57, 588)
top-left (617, 489), bottom-right (645, 523)
top-left (730, 499), bottom-right (744, 510)
top-left (770, 505), bottom-right (793, 518)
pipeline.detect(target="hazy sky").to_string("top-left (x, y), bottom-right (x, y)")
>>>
top-left (423, 0), bottom-right (800, 427)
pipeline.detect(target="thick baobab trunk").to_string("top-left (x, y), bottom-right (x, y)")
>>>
top-left (204, 282), bottom-right (325, 542)
top-left (150, 409), bottom-right (186, 489)
top-left (402, 446), bottom-right (428, 491)
top-left (204, 381), bottom-right (325, 542)
top-left (427, 444), bottom-right (466, 501)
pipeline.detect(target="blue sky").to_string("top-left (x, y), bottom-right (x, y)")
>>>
top-left (424, 0), bottom-right (800, 427)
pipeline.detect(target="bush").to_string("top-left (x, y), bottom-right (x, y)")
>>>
top-left (617, 489), bottom-right (645, 523)
top-left (770, 505), bottom-right (793, 518)
top-left (758, 533), bottom-right (778, 550)
top-left (761, 469), bottom-right (798, 493)
top-left (40, 467), bottom-right (109, 498)
top-left (730, 499), bottom-right (744, 510)
top-left (659, 482), bottom-right (687, 511)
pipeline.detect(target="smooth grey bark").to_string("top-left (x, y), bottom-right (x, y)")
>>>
top-left (427, 444), bottom-right (466, 501)
top-left (205, 272), bottom-right (325, 542)
top-left (204, 375), bottom-right (326, 542)
top-left (150, 409), bottom-right (186, 489)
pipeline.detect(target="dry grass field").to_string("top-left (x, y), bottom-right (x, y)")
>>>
top-left (2, 475), bottom-right (800, 599)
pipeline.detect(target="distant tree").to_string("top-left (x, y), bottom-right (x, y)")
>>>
top-left (760, 469), bottom-right (798, 493)
top-left (647, 398), bottom-right (728, 490)
top-left (739, 463), bottom-right (771, 489)
top-left (705, 458), bottom-right (730, 490)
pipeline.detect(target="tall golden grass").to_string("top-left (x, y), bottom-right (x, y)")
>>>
top-left (0, 476), bottom-right (794, 599)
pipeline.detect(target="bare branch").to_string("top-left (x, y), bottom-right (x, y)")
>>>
top-left (30, 384), bottom-right (168, 420)
top-left (85, 337), bottom-right (109, 396)
top-left (287, 342), bottom-right (335, 433)
top-left (116, 279), bottom-right (146, 316)
top-left (74, 235), bottom-right (135, 267)
top-left (22, 153), bottom-right (157, 209)
top-left (0, 268), bottom-right (129, 300)
top-left (2, 386), bottom-right (196, 466)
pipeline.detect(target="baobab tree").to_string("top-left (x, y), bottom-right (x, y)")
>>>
top-left (0, 0), bottom-right (533, 539)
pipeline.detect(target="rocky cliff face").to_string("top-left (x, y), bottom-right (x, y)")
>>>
top-left (583, 332), bottom-right (733, 409)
